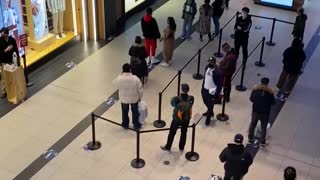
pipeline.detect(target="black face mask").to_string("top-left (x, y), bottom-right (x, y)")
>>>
top-left (208, 64), bottom-right (214, 68)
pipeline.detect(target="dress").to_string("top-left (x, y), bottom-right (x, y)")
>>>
top-left (162, 26), bottom-right (175, 63)
top-left (196, 4), bottom-right (213, 35)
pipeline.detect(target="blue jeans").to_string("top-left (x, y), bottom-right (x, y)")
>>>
top-left (212, 16), bottom-right (220, 34)
top-left (121, 102), bottom-right (140, 129)
top-left (181, 19), bottom-right (193, 39)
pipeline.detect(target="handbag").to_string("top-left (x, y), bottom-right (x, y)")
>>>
top-left (138, 101), bottom-right (148, 124)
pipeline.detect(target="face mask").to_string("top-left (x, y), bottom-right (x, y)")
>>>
top-left (242, 13), bottom-right (247, 19)
top-left (208, 64), bottom-right (214, 68)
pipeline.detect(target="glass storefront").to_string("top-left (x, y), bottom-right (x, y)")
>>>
top-left (125, 0), bottom-right (146, 13)
top-left (0, 0), bottom-right (79, 67)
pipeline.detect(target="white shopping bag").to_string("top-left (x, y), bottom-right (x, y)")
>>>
top-left (255, 121), bottom-right (271, 139)
top-left (138, 101), bottom-right (148, 124)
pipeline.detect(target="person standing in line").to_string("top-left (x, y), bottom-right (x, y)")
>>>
top-left (284, 166), bottom-right (296, 180)
top-left (248, 77), bottom-right (275, 147)
top-left (160, 17), bottom-right (176, 67)
top-left (141, 8), bottom-right (161, 65)
top-left (197, 0), bottom-right (213, 42)
top-left (219, 43), bottom-right (238, 103)
top-left (128, 36), bottom-right (148, 83)
top-left (211, 0), bottom-right (224, 35)
top-left (160, 84), bottom-right (194, 152)
top-left (201, 57), bottom-right (223, 126)
top-left (112, 63), bottom-right (143, 130)
top-left (292, 7), bottom-right (307, 41)
top-left (0, 27), bottom-right (19, 98)
top-left (275, 38), bottom-right (305, 99)
top-left (234, 7), bottom-right (252, 61)
top-left (181, 0), bottom-right (197, 40)
top-left (219, 134), bottom-right (253, 180)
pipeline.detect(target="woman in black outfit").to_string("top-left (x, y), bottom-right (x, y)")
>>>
top-left (128, 36), bottom-right (148, 83)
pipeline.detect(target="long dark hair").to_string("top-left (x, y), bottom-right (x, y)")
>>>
top-left (168, 17), bottom-right (176, 31)
top-left (204, 0), bottom-right (211, 16)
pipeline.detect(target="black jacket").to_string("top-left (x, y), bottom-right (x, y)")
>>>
top-left (292, 14), bottom-right (307, 38)
top-left (219, 144), bottom-right (253, 176)
top-left (202, 65), bottom-right (223, 98)
top-left (128, 43), bottom-right (148, 78)
top-left (250, 85), bottom-right (275, 114)
top-left (0, 36), bottom-right (19, 64)
top-left (141, 15), bottom-right (161, 39)
top-left (212, 0), bottom-right (224, 17)
top-left (282, 46), bottom-right (306, 74)
top-left (234, 15), bottom-right (252, 37)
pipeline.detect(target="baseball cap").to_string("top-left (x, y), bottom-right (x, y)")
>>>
top-left (208, 57), bottom-right (217, 64)
top-left (234, 134), bottom-right (244, 144)
top-left (181, 83), bottom-right (189, 93)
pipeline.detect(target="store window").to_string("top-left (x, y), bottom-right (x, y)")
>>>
top-left (125, 0), bottom-right (146, 13)
top-left (0, 0), bottom-right (78, 67)
top-left (261, 0), bottom-right (293, 6)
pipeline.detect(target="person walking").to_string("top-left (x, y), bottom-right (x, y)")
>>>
top-left (219, 42), bottom-right (238, 102)
top-left (292, 7), bottom-right (307, 41)
top-left (211, 0), bottom-right (224, 35)
top-left (181, 0), bottom-right (197, 40)
top-left (141, 8), bottom-right (161, 65)
top-left (219, 134), bottom-right (253, 180)
top-left (0, 27), bottom-right (19, 98)
top-left (113, 63), bottom-right (143, 130)
top-left (197, 0), bottom-right (213, 42)
top-left (225, 0), bottom-right (230, 9)
top-left (284, 166), bottom-right (296, 180)
top-left (160, 84), bottom-right (194, 152)
top-left (275, 38), bottom-right (306, 99)
top-left (234, 7), bottom-right (252, 61)
top-left (128, 36), bottom-right (148, 83)
top-left (201, 57), bottom-right (223, 126)
top-left (160, 17), bottom-right (176, 67)
top-left (248, 77), bottom-right (275, 147)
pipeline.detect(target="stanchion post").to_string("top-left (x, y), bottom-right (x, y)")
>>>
top-left (214, 29), bottom-right (224, 58)
top-left (22, 47), bottom-right (33, 87)
top-left (217, 88), bottom-right (229, 121)
top-left (153, 92), bottom-right (166, 128)
top-left (230, 12), bottom-right (239, 39)
top-left (185, 124), bottom-right (200, 161)
top-left (236, 60), bottom-right (247, 92)
top-left (193, 49), bottom-right (204, 80)
top-left (131, 131), bottom-right (145, 168)
top-left (86, 113), bottom-right (101, 150)
top-left (266, 18), bottom-right (276, 46)
top-left (255, 37), bottom-right (266, 67)
top-left (177, 70), bottom-right (182, 96)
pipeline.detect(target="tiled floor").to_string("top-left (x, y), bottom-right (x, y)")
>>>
top-left (1, 0), bottom-right (320, 179)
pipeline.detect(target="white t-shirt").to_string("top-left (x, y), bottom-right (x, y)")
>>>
top-left (204, 68), bottom-right (216, 90)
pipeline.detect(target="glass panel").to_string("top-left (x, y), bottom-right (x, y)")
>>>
top-left (125, 0), bottom-right (146, 13)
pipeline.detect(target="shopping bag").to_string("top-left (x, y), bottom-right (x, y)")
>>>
top-left (254, 121), bottom-right (271, 139)
top-left (138, 101), bottom-right (148, 124)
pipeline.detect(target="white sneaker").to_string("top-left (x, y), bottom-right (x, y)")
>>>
top-left (55, 35), bottom-right (61, 39)
top-left (60, 33), bottom-right (66, 38)
top-left (160, 62), bottom-right (169, 67)
top-left (151, 57), bottom-right (160, 64)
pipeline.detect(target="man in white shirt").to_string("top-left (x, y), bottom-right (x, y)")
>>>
top-left (113, 63), bottom-right (143, 129)
top-left (201, 57), bottom-right (223, 126)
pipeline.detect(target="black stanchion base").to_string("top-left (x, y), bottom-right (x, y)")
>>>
top-left (131, 158), bottom-right (145, 169)
top-left (217, 113), bottom-right (229, 121)
top-left (192, 74), bottom-right (204, 80)
top-left (86, 141), bottom-right (101, 151)
top-left (214, 52), bottom-right (224, 58)
top-left (153, 120), bottom-right (166, 128)
top-left (266, 41), bottom-right (276, 46)
top-left (255, 61), bottom-right (265, 67)
top-left (236, 85), bottom-right (247, 92)
top-left (185, 152), bottom-right (200, 161)
top-left (230, 34), bottom-right (235, 39)
top-left (26, 82), bottom-right (34, 87)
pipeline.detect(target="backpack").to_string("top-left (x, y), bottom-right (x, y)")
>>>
top-left (177, 96), bottom-right (193, 121)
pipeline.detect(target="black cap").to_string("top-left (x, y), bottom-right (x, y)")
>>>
top-left (242, 7), bottom-right (250, 13)
top-left (181, 83), bottom-right (189, 93)
top-left (261, 77), bottom-right (270, 85)
top-left (0, 27), bottom-right (9, 34)
top-left (208, 57), bottom-right (217, 64)
top-left (135, 36), bottom-right (142, 44)
top-left (234, 134), bottom-right (244, 144)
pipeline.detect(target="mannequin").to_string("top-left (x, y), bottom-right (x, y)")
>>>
top-left (31, 0), bottom-right (49, 40)
top-left (46, 0), bottom-right (66, 39)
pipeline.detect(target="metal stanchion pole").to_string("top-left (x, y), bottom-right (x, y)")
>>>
top-left (86, 113), bottom-right (101, 150)
top-left (230, 12), bottom-right (239, 39)
top-left (23, 47), bottom-right (33, 87)
top-left (266, 18), bottom-right (276, 46)
top-left (214, 29), bottom-right (224, 58)
top-left (255, 37), bottom-right (266, 67)
top-left (185, 124), bottom-right (200, 161)
top-left (235, 60), bottom-right (247, 92)
top-left (153, 92), bottom-right (166, 128)
top-left (177, 70), bottom-right (182, 96)
top-left (131, 131), bottom-right (145, 168)
top-left (217, 87), bottom-right (229, 121)
top-left (193, 49), bottom-right (204, 80)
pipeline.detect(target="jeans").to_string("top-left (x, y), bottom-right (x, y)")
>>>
top-left (276, 70), bottom-right (298, 94)
top-left (181, 19), bottom-right (193, 39)
top-left (201, 88), bottom-right (215, 123)
top-left (164, 118), bottom-right (190, 150)
top-left (234, 35), bottom-right (249, 61)
top-left (223, 75), bottom-right (232, 101)
top-left (121, 102), bottom-right (140, 129)
top-left (248, 112), bottom-right (269, 144)
top-left (212, 16), bottom-right (220, 34)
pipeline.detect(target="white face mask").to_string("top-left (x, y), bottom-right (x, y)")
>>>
top-left (242, 13), bottom-right (247, 19)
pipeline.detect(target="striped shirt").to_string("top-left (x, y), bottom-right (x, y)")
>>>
top-left (47, 0), bottom-right (65, 13)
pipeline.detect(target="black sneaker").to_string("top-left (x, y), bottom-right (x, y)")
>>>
top-left (259, 142), bottom-right (269, 147)
top-left (205, 119), bottom-right (211, 126)
top-left (160, 146), bottom-right (170, 152)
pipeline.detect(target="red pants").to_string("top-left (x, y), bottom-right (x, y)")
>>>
top-left (144, 38), bottom-right (157, 56)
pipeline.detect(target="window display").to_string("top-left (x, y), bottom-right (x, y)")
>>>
top-left (261, 0), bottom-right (293, 6)
top-left (31, 0), bottom-right (49, 40)
top-left (125, 0), bottom-right (146, 13)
